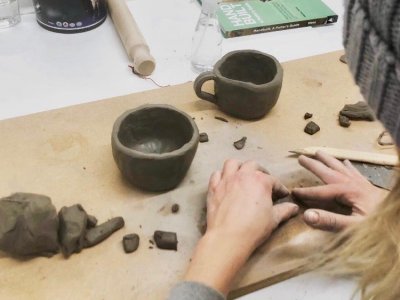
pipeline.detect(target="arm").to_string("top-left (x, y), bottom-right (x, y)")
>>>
top-left (182, 159), bottom-right (299, 296)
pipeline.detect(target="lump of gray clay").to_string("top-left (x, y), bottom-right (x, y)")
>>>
top-left (153, 230), bottom-right (178, 251)
top-left (171, 203), bottom-right (180, 214)
top-left (58, 204), bottom-right (88, 257)
top-left (86, 214), bottom-right (98, 228)
top-left (339, 54), bottom-right (347, 64)
top-left (340, 101), bottom-right (375, 121)
top-left (339, 115), bottom-right (351, 128)
top-left (84, 217), bottom-right (125, 248)
top-left (199, 133), bottom-right (209, 143)
top-left (0, 193), bottom-right (59, 257)
top-left (304, 121), bottom-right (320, 135)
top-left (123, 234), bottom-right (140, 253)
top-left (234, 137), bottom-right (247, 150)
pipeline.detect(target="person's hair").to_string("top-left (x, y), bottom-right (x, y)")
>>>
top-left (312, 167), bottom-right (400, 300)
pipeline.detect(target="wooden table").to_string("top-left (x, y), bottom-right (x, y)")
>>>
top-left (0, 51), bottom-right (393, 299)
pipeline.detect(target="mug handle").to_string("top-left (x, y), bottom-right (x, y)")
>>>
top-left (194, 71), bottom-right (217, 104)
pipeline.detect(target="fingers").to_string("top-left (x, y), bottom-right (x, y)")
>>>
top-left (292, 184), bottom-right (353, 206)
top-left (298, 155), bottom-right (342, 184)
top-left (315, 151), bottom-right (352, 176)
top-left (240, 160), bottom-right (270, 174)
top-left (221, 159), bottom-right (241, 178)
top-left (272, 202), bottom-right (299, 229)
top-left (207, 171), bottom-right (222, 214)
top-left (303, 209), bottom-right (359, 232)
top-left (269, 176), bottom-right (290, 200)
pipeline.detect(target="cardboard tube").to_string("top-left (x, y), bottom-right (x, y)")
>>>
top-left (107, 0), bottom-right (156, 76)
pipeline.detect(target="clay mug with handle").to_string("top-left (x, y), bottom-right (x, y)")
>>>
top-left (193, 50), bottom-right (283, 120)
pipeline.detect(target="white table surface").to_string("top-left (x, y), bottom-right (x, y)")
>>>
top-left (0, 0), bottom-right (358, 299)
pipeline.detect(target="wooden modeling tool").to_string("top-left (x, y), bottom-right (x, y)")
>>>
top-left (107, 0), bottom-right (156, 76)
top-left (290, 146), bottom-right (398, 166)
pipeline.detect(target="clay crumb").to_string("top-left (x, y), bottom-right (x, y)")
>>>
top-left (234, 137), bottom-right (247, 150)
top-left (123, 234), bottom-right (140, 253)
top-left (199, 133), bottom-right (209, 143)
top-left (149, 246), bottom-right (153, 249)
top-left (83, 167), bottom-right (86, 170)
top-left (338, 115), bottom-right (351, 128)
top-left (149, 240), bottom-right (154, 245)
top-left (304, 121), bottom-right (320, 135)
top-left (153, 230), bottom-right (178, 251)
top-left (304, 112), bottom-right (313, 120)
top-left (171, 203), bottom-right (180, 214)
top-left (339, 101), bottom-right (375, 121)
top-left (214, 116), bottom-right (228, 123)
top-left (339, 54), bottom-right (347, 64)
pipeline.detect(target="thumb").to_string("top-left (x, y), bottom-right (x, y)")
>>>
top-left (272, 203), bottom-right (299, 230)
top-left (303, 209), bottom-right (356, 232)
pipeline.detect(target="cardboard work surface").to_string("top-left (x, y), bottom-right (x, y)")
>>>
top-left (0, 51), bottom-right (395, 299)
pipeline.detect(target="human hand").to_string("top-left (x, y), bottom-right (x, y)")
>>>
top-left (205, 159), bottom-right (299, 250)
top-left (184, 160), bottom-right (298, 295)
top-left (292, 151), bottom-right (387, 232)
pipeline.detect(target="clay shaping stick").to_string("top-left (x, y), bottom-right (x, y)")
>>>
top-left (107, 0), bottom-right (156, 76)
top-left (290, 146), bottom-right (398, 166)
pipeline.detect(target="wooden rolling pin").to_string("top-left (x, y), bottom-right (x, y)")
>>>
top-left (107, 0), bottom-right (156, 76)
top-left (290, 146), bottom-right (398, 166)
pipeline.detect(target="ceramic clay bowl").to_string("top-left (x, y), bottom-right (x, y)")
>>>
top-left (111, 104), bottom-right (199, 192)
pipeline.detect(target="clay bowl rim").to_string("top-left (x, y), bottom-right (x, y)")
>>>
top-left (112, 104), bottom-right (199, 160)
top-left (214, 49), bottom-right (283, 89)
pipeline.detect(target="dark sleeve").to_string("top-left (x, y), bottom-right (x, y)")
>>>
top-left (168, 281), bottom-right (225, 300)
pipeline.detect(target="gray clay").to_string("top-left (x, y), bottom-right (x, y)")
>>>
top-left (171, 203), bottom-right (180, 213)
top-left (304, 112), bottom-right (313, 120)
top-left (84, 217), bottom-right (125, 248)
top-left (111, 104), bottom-right (199, 192)
top-left (58, 204), bottom-right (88, 257)
top-left (214, 116), bottom-right (228, 123)
top-left (234, 137), bottom-right (247, 150)
top-left (339, 54), bottom-right (347, 64)
top-left (194, 50), bottom-right (283, 120)
top-left (0, 193), bottom-right (59, 257)
top-left (86, 214), bottom-right (98, 228)
top-left (199, 133), bottom-right (209, 143)
top-left (122, 234), bottom-right (140, 253)
top-left (304, 121), bottom-right (320, 135)
top-left (339, 115), bottom-right (351, 127)
top-left (340, 101), bottom-right (375, 121)
top-left (153, 230), bottom-right (178, 251)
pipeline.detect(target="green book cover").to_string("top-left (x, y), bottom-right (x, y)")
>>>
top-left (217, 0), bottom-right (338, 38)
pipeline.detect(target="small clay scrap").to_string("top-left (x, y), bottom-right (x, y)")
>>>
top-left (339, 101), bottom-right (375, 121)
top-left (153, 230), bottom-right (178, 251)
top-left (58, 204), bottom-right (88, 257)
top-left (122, 234), bottom-right (140, 253)
top-left (234, 137), bottom-right (247, 150)
top-left (214, 116), bottom-right (228, 123)
top-left (85, 217), bottom-right (125, 248)
top-left (304, 112), bottom-right (313, 120)
top-left (338, 115), bottom-right (351, 127)
top-left (199, 133), bottom-right (209, 143)
top-left (86, 214), bottom-right (98, 228)
top-left (171, 203), bottom-right (180, 214)
top-left (339, 54), bottom-right (347, 64)
top-left (0, 193), bottom-right (59, 257)
top-left (304, 121), bottom-right (320, 135)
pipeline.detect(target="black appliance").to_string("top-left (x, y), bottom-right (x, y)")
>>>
top-left (33, 0), bottom-right (107, 33)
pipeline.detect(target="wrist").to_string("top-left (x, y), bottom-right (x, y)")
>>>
top-left (184, 230), bottom-right (254, 295)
